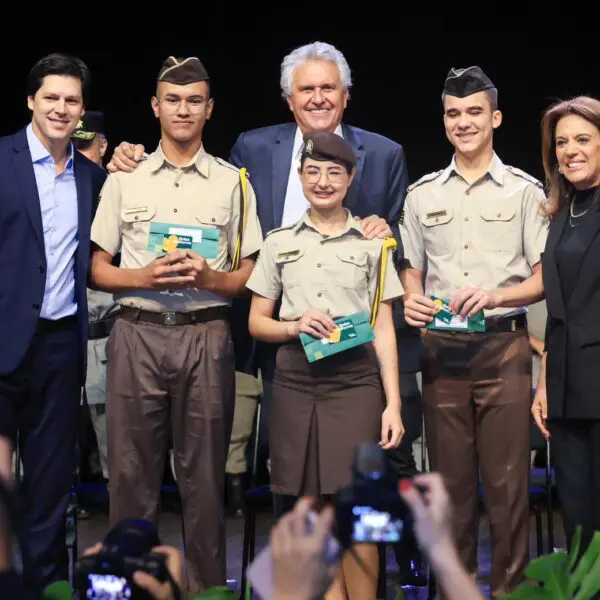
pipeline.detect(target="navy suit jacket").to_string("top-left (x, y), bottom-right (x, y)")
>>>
top-left (227, 122), bottom-right (422, 375)
top-left (229, 122), bottom-right (408, 241)
top-left (0, 127), bottom-right (107, 381)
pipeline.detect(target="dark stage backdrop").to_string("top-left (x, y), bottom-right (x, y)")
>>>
top-left (1, 24), bottom-right (596, 185)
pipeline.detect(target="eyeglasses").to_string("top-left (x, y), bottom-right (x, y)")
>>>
top-left (302, 168), bottom-right (347, 184)
top-left (159, 98), bottom-right (207, 115)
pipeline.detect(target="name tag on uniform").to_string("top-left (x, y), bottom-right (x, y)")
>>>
top-left (276, 249), bottom-right (301, 261)
top-left (147, 222), bottom-right (219, 258)
top-left (426, 210), bottom-right (447, 219)
top-left (299, 311), bottom-right (375, 363)
top-left (426, 296), bottom-right (486, 332)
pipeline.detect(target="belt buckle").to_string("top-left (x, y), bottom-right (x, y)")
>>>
top-left (162, 311), bottom-right (177, 326)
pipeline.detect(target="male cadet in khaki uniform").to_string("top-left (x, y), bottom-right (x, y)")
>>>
top-left (89, 56), bottom-right (263, 593)
top-left (72, 112), bottom-right (116, 484)
top-left (399, 66), bottom-right (548, 598)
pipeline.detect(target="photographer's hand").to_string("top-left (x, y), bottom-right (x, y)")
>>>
top-left (133, 545), bottom-right (185, 600)
top-left (399, 474), bottom-right (485, 600)
top-left (82, 543), bottom-right (185, 600)
top-left (272, 497), bottom-right (337, 600)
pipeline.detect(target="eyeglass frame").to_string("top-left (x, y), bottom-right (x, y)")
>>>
top-left (300, 164), bottom-right (352, 184)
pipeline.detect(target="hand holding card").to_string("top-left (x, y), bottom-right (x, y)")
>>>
top-left (137, 251), bottom-right (194, 291)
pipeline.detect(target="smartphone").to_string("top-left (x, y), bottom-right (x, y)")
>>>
top-left (246, 511), bottom-right (340, 600)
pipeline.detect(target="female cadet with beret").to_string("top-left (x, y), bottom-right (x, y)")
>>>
top-left (246, 130), bottom-right (405, 600)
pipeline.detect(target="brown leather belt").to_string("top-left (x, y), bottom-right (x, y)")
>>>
top-left (88, 316), bottom-right (117, 339)
top-left (485, 313), bottom-right (527, 333)
top-left (118, 305), bottom-right (229, 327)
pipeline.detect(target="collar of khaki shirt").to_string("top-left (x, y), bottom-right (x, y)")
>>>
top-left (439, 151), bottom-right (505, 187)
top-left (291, 208), bottom-right (364, 239)
top-left (144, 141), bottom-right (210, 177)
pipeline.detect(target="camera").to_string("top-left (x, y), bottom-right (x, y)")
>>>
top-left (334, 442), bottom-right (413, 548)
top-left (75, 518), bottom-right (172, 600)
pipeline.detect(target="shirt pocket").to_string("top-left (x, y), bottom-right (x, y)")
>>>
top-left (330, 250), bottom-right (369, 289)
top-left (195, 206), bottom-right (231, 251)
top-left (120, 205), bottom-right (156, 250)
top-left (420, 207), bottom-right (455, 256)
top-left (275, 247), bottom-right (305, 288)
top-left (478, 203), bottom-right (518, 252)
top-left (195, 206), bottom-right (231, 230)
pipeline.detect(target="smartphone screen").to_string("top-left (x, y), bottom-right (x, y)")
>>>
top-left (351, 504), bottom-right (405, 543)
top-left (87, 573), bottom-right (132, 599)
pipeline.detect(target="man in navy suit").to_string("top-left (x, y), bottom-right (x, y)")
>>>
top-left (0, 53), bottom-right (106, 596)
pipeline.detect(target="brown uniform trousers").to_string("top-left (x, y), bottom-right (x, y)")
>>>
top-left (106, 309), bottom-right (235, 593)
top-left (421, 327), bottom-right (531, 599)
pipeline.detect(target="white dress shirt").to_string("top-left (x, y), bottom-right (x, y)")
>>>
top-left (280, 124), bottom-right (344, 228)
top-left (26, 123), bottom-right (79, 320)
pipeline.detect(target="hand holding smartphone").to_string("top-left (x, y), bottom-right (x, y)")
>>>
top-left (246, 510), bottom-right (340, 600)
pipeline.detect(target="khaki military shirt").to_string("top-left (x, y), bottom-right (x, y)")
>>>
top-left (246, 210), bottom-right (405, 321)
top-left (400, 153), bottom-right (549, 318)
top-left (91, 144), bottom-right (263, 312)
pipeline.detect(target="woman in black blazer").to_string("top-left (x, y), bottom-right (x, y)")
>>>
top-left (448, 95), bottom-right (600, 555)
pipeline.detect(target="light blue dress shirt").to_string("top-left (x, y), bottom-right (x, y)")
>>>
top-left (26, 123), bottom-right (79, 320)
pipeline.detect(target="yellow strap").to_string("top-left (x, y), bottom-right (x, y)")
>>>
top-left (231, 167), bottom-right (248, 271)
top-left (370, 237), bottom-right (397, 327)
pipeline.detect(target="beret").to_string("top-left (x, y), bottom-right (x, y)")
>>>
top-left (301, 130), bottom-right (356, 168)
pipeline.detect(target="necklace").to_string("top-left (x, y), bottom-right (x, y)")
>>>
top-left (570, 201), bottom-right (591, 218)
top-left (568, 198), bottom-right (592, 227)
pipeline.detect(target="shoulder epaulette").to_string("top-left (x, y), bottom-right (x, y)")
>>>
top-left (504, 165), bottom-right (544, 189)
top-left (214, 156), bottom-right (243, 173)
top-left (265, 224), bottom-right (295, 238)
top-left (406, 169), bottom-right (444, 193)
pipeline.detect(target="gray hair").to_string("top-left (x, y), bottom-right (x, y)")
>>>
top-left (280, 41), bottom-right (352, 98)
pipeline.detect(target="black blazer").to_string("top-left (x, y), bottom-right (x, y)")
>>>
top-left (543, 200), bottom-right (600, 420)
top-left (0, 127), bottom-right (107, 381)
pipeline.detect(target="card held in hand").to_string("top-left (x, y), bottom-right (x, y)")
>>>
top-left (147, 222), bottom-right (220, 258)
top-left (299, 311), bottom-right (375, 363)
top-left (426, 296), bottom-right (486, 332)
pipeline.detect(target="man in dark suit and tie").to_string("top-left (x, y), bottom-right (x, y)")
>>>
top-left (0, 53), bottom-right (107, 596)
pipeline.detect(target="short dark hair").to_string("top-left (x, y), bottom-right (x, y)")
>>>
top-left (27, 53), bottom-right (91, 104)
top-left (442, 87), bottom-right (498, 111)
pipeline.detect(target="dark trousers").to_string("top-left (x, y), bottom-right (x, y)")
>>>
top-left (0, 317), bottom-right (80, 595)
top-left (106, 315), bottom-right (235, 594)
top-left (421, 329), bottom-right (532, 599)
top-left (550, 419), bottom-right (600, 556)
